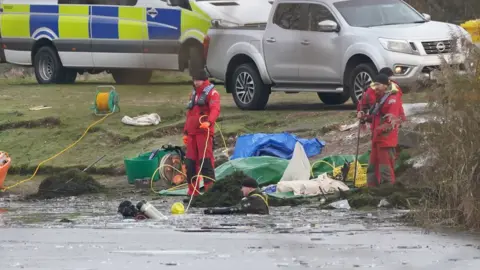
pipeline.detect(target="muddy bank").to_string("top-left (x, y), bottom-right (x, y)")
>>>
top-left (345, 183), bottom-right (423, 210)
top-left (26, 169), bottom-right (105, 200)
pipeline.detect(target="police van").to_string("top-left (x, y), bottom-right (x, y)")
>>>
top-left (0, 0), bottom-right (212, 84)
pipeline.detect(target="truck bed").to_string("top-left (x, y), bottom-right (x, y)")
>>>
top-left (205, 26), bottom-right (266, 81)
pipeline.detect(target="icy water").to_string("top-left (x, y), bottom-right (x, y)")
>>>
top-left (1, 194), bottom-right (480, 269)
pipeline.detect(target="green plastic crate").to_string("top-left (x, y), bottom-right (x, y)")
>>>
top-left (124, 150), bottom-right (168, 184)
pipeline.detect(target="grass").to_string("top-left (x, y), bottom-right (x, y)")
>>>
top-left (0, 71), bottom-right (357, 180)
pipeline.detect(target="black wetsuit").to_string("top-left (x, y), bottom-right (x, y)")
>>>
top-left (204, 189), bottom-right (269, 215)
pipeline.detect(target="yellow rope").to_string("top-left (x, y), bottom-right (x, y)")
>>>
top-left (150, 119), bottom-right (230, 212)
top-left (96, 92), bottom-right (110, 112)
top-left (309, 159), bottom-right (369, 188)
top-left (1, 113), bottom-right (112, 192)
top-left (1, 92), bottom-right (115, 192)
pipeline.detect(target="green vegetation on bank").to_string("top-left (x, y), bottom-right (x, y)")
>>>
top-left (0, 72), bottom-right (352, 177)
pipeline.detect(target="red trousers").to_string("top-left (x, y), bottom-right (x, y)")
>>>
top-left (367, 144), bottom-right (396, 187)
top-left (185, 132), bottom-right (215, 196)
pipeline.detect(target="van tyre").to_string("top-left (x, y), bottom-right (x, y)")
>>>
top-left (33, 46), bottom-right (68, 84)
top-left (59, 69), bottom-right (77, 84)
top-left (231, 63), bottom-right (270, 110)
top-left (317, 93), bottom-right (350, 105)
top-left (188, 45), bottom-right (205, 76)
top-left (347, 63), bottom-right (377, 104)
top-left (112, 70), bottom-right (152, 85)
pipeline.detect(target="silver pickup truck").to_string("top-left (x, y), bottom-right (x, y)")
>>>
top-left (204, 0), bottom-right (472, 110)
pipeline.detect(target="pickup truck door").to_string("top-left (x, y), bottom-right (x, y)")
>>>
top-left (263, 3), bottom-right (307, 83)
top-left (298, 3), bottom-right (341, 84)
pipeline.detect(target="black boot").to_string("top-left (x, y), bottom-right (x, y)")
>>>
top-left (185, 158), bottom-right (196, 185)
top-left (200, 158), bottom-right (215, 191)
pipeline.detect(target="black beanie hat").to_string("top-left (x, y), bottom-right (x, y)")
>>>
top-left (241, 177), bottom-right (258, 188)
top-left (375, 74), bottom-right (389, 85)
top-left (379, 67), bottom-right (394, 77)
top-left (192, 69), bottom-right (208, 81)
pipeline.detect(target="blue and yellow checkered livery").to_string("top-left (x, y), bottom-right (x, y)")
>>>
top-left (0, 3), bottom-right (211, 53)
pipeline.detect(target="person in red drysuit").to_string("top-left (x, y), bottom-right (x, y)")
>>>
top-left (365, 74), bottom-right (403, 187)
top-left (378, 68), bottom-right (406, 123)
top-left (356, 67), bottom-right (406, 129)
top-left (356, 68), bottom-right (406, 161)
top-left (378, 68), bottom-right (407, 160)
top-left (182, 69), bottom-right (220, 196)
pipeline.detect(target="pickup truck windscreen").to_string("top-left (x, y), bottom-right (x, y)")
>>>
top-left (333, 0), bottom-right (426, 27)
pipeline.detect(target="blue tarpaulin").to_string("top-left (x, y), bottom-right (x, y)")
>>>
top-left (231, 132), bottom-right (325, 160)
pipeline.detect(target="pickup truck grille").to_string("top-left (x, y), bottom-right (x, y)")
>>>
top-left (421, 40), bottom-right (453, 54)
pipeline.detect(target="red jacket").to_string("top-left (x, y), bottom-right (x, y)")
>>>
top-left (357, 87), bottom-right (376, 112)
top-left (371, 92), bottom-right (403, 147)
top-left (357, 87), bottom-right (376, 131)
top-left (391, 81), bottom-right (406, 122)
top-left (357, 82), bottom-right (406, 124)
top-left (183, 80), bottom-right (221, 135)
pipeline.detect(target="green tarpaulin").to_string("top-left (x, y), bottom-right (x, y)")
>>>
top-left (158, 151), bottom-right (409, 198)
top-left (311, 152), bottom-right (370, 177)
top-left (311, 150), bottom-right (408, 177)
top-left (158, 156), bottom-right (289, 196)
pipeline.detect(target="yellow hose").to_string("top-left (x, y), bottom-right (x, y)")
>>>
top-left (1, 113), bottom-right (113, 192)
top-left (1, 92), bottom-right (116, 192)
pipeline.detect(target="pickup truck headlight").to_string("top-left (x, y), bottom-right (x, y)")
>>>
top-left (378, 38), bottom-right (416, 54)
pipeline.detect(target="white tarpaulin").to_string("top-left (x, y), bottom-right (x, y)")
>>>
top-left (121, 113), bottom-right (161, 126)
top-left (276, 174), bottom-right (349, 196)
top-left (276, 141), bottom-right (350, 196)
top-left (279, 142), bottom-right (311, 182)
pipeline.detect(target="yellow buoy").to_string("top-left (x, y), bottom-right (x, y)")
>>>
top-left (461, 19), bottom-right (480, 42)
top-left (171, 202), bottom-right (185, 215)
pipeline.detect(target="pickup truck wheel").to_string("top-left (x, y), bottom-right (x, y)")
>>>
top-left (112, 70), bottom-right (152, 85)
top-left (348, 63), bottom-right (377, 104)
top-left (317, 93), bottom-right (350, 105)
top-left (231, 63), bottom-right (269, 110)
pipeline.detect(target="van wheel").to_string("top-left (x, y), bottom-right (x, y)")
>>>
top-left (317, 93), bottom-right (350, 105)
top-left (188, 45), bottom-right (205, 76)
top-left (59, 69), bottom-right (77, 84)
top-left (230, 63), bottom-right (270, 110)
top-left (347, 63), bottom-right (377, 104)
top-left (33, 46), bottom-right (67, 84)
top-left (112, 70), bottom-right (152, 84)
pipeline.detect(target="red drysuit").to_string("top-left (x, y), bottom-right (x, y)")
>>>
top-left (183, 80), bottom-right (220, 196)
top-left (366, 90), bottom-right (403, 187)
top-left (357, 81), bottom-right (406, 129)
top-left (390, 81), bottom-right (406, 122)
top-left (357, 86), bottom-right (376, 130)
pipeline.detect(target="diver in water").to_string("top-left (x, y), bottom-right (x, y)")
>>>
top-left (203, 177), bottom-right (269, 215)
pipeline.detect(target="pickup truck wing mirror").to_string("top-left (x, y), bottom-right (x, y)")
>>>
top-left (422, 13), bottom-right (431, 22)
top-left (317, 20), bottom-right (340, 32)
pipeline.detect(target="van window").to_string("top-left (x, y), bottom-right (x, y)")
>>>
top-left (169, 0), bottom-right (192, 11)
top-left (58, 0), bottom-right (138, 5)
top-left (272, 3), bottom-right (307, 31)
